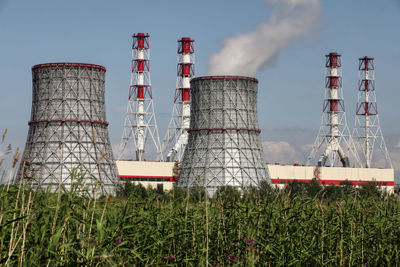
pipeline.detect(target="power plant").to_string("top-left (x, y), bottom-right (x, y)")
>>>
top-left (16, 32), bottom-right (396, 195)
top-left (18, 63), bottom-right (118, 195)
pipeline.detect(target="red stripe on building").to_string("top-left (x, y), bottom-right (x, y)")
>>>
top-left (32, 63), bottom-right (106, 71)
top-left (120, 175), bottom-right (177, 182)
top-left (191, 76), bottom-right (258, 83)
top-left (189, 128), bottom-right (261, 133)
top-left (28, 120), bottom-right (109, 126)
top-left (270, 178), bottom-right (394, 186)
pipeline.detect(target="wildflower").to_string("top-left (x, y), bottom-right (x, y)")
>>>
top-left (228, 254), bottom-right (238, 262)
top-left (164, 255), bottom-right (176, 261)
top-left (246, 237), bottom-right (256, 245)
top-left (114, 236), bottom-right (122, 245)
top-left (250, 247), bottom-right (263, 255)
top-left (128, 241), bottom-right (135, 248)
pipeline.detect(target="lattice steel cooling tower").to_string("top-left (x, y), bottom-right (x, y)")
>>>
top-left (177, 76), bottom-right (268, 195)
top-left (18, 63), bottom-right (119, 195)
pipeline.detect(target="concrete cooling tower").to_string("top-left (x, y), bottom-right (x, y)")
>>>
top-left (177, 76), bottom-right (269, 195)
top-left (18, 63), bottom-right (118, 195)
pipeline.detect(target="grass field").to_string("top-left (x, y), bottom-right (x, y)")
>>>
top-left (1, 176), bottom-right (400, 266)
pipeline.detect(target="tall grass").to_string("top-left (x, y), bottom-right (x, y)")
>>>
top-left (1, 178), bottom-right (400, 266)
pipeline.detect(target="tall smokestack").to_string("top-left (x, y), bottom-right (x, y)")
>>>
top-left (119, 33), bottom-right (163, 161)
top-left (307, 53), bottom-right (360, 167)
top-left (161, 37), bottom-right (195, 162)
top-left (353, 56), bottom-right (392, 168)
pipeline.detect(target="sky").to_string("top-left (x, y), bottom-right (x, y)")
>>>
top-left (0, 0), bottom-right (399, 179)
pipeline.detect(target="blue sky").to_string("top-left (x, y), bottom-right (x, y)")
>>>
top-left (0, 0), bottom-right (399, 174)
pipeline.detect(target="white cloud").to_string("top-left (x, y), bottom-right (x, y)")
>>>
top-left (395, 141), bottom-right (400, 149)
top-left (300, 143), bottom-right (313, 154)
top-left (389, 151), bottom-right (400, 171)
top-left (262, 140), bottom-right (302, 164)
top-left (372, 149), bottom-right (400, 169)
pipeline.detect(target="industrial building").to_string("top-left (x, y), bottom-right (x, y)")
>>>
top-left (268, 164), bottom-right (394, 193)
top-left (114, 161), bottom-right (395, 193)
top-left (116, 160), bottom-right (177, 191)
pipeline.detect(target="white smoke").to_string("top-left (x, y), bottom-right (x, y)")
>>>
top-left (208, 0), bottom-right (321, 76)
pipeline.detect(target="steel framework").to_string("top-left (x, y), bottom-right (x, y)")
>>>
top-left (307, 53), bottom-right (361, 167)
top-left (161, 37), bottom-right (195, 162)
top-left (177, 76), bottom-right (269, 195)
top-left (18, 63), bottom-right (119, 195)
top-left (119, 33), bottom-right (162, 161)
top-left (353, 56), bottom-right (392, 168)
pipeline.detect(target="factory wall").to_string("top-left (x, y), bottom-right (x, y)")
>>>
top-left (115, 160), bottom-right (395, 194)
top-left (116, 160), bottom-right (177, 191)
top-left (268, 164), bottom-right (394, 193)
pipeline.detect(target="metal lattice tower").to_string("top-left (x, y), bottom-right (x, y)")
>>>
top-left (177, 76), bottom-right (269, 195)
top-left (161, 37), bottom-right (195, 162)
top-left (353, 56), bottom-right (392, 168)
top-left (119, 33), bottom-right (162, 161)
top-left (18, 63), bottom-right (119, 195)
top-left (307, 53), bottom-right (360, 167)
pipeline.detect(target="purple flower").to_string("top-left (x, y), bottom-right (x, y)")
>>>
top-left (128, 241), bottom-right (135, 248)
top-left (164, 255), bottom-right (176, 261)
top-left (250, 246), bottom-right (263, 255)
top-left (228, 254), bottom-right (238, 262)
top-left (246, 237), bottom-right (256, 245)
top-left (114, 236), bottom-right (122, 245)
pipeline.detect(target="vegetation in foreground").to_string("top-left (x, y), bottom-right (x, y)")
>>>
top-left (1, 177), bottom-right (400, 266)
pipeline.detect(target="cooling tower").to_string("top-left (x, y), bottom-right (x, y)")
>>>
top-left (18, 63), bottom-right (119, 195)
top-left (177, 76), bottom-right (268, 195)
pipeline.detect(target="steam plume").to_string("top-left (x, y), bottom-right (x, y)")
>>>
top-left (208, 0), bottom-right (321, 76)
